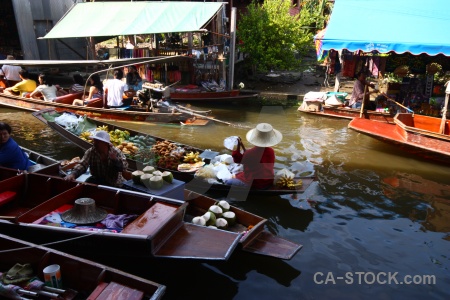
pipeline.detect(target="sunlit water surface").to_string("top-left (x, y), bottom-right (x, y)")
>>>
top-left (1, 104), bottom-right (449, 299)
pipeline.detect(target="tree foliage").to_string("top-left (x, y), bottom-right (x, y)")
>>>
top-left (237, 0), bottom-right (328, 72)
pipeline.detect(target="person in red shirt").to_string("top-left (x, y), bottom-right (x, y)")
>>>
top-left (226, 123), bottom-right (282, 189)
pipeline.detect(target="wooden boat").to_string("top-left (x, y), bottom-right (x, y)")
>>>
top-left (348, 113), bottom-right (450, 165)
top-left (298, 105), bottom-right (395, 123)
top-left (169, 89), bottom-right (258, 103)
top-left (0, 166), bottom-right (303, 260)
top-left (33, 108), bottom-right (315, 196)
top-left (0, 233), bottom-right (165, 299)
top-left (143, 82), bottom-right (258, 103)
top-left (32, 108), bottom-right (205, 179)
top-left (298, 91), bottom-right (395, 122)
top-left (0, 58), bottom-right (209, 125)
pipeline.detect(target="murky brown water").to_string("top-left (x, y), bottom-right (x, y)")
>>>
top-left (1, 104), bottom-right (449, 299)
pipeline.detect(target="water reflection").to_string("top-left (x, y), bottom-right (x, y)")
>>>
top-left (1, 106), bottom-right (449, 299)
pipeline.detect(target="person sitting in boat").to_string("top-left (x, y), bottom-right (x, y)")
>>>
top-left (56, 73), bottom-right (85, 96)
top-left (348, 70), bottom-right (378, 109)
top-left (104, 69), bottom-right (127, 108)
top-left (0, 122), bottom-right (32, 170)
top-left (125, 65), bottom-right (142, 91)
top-left (30, 73), bottom-right (58, 102)
top-left (224, 123), bottom-right (282, 189)
top-left (3, 69), bottom-right (37, 97)
top-left (63, 130), bottom-right (128, 188)
top-left (0, 55), bottom-right (22, 87)
top-left (72, 74), bottom-right (103, 106)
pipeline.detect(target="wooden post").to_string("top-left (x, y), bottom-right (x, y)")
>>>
top-left (439, 93), bottom-right (449, 134)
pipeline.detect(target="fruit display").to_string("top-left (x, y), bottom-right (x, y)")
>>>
top-left (275, 175), bottom-right (303, 189)
top-left (191, 201), bottom-right (237, 230)
top-left (183, 151), bottom-right (202, 163)
top-left (78, 126), bottom-right (202, 171)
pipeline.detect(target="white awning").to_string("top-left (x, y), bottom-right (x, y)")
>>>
top-left (42, 1), bottom-right (224, 39)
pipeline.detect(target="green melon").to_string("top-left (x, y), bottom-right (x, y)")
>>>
top-left (140, 173), bottom-right (153, 187)
top-left (132, 170), bottom-right (145, 184)
top-left (152, 170), bottom-right (163, 177)
top-left (202, 211), bottom-right (216, 226)
top-left (142, 166), bottom-right (155, 174)
top-left (209, 205), bottom-right (223, 218)
top-left (192, 216), bottom-right (206, 226)
top-left (218, 200), bottom-right (230, 212)
top-left (222, 211), bottom-right (236, 226)
top-left (215, 218), bottom-right (228, 229)
top-left (161, 171), bottom-right (173, 184)
top-left (148, 175), bottom-right (164, 190)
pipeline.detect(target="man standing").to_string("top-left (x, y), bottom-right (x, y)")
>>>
top-left (104, 69), bottom-right (127, 107)
top-left (0, 55), bottom-right (22, 86)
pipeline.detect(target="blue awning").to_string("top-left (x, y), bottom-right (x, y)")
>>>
top-left (316, 0), bottom-right (450, 58)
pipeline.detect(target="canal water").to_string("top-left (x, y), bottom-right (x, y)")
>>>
top-left (1, 104), bottom-right (449, 299)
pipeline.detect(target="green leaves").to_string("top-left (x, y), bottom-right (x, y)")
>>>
top-left (237, 0), bottom-right (324, 72)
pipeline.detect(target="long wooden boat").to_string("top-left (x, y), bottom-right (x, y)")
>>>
top-left (143, 82), bottom-right (258, 103)
top-left (169, 89), bottom-right (258, 103)
top-left (298, 104), bottom-right (395, 123)
top-left (0, 233), bottom-right (165, 299)
top-left (0, 166), bottom-right (303, 260)
top-left (33, 108), bottom-right (315, 196)
top-left (0, 91), bottom-right (204, 124)
top-left (0, 58), bottom-right (209, 125)
top-left (348, 113), bottom-right (450, 165)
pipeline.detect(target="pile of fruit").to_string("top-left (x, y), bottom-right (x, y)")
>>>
top-left (78, 126), bottom-right (203, 171)
top-left (275, 175), bottom-right (303, 189)
top-left (191, 200), bottom-right (237, 230)
top-left (131, 166), bottom-right (173, 190)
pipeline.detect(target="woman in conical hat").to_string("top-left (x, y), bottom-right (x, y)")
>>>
top-left (225, 123), bottom-right (282, 189)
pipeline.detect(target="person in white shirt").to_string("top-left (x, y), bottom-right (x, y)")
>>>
top-left (0, 55), bottom-right (22, 86)
top-left (104, 69), bottom-right (127, 107)
top-left (30, 73), bottom-right (57, 101)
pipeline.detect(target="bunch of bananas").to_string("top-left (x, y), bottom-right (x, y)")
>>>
top-left (276, 175), bottom-right (303, 190)
top-left (183, 151), bottom-right (202, 163)
top-left (96, 125), bottom-right (109, 132)
top-left (79, 131), bottom-right (92, 141)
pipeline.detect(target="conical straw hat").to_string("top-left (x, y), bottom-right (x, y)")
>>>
top-left (61, 198), bottom-right (107, 224)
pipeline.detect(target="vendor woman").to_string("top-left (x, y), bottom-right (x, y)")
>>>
top-left (0, 122), bottom-right (32, 170)
top-left (225, 123), bottom-right (282, 189)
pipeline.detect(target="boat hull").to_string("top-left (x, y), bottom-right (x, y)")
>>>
top-left (0, 93), bottom-right (189, 123)
top-left (348, 114), bottom-right (450, 165)
top-left (170, 90), bottom-right (258, 102)
top-left (0, 167), bottom-right (303, 260)
top-left (0, 233), bottom-right (166, 299)
top-left (298, 105), bottom-right (394, 123)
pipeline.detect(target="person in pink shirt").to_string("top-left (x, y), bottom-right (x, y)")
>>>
top-left (226, 123), bottom-right (282, 189)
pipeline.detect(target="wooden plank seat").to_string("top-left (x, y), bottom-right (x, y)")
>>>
top-left (121, 202), bottom-right (179, 236)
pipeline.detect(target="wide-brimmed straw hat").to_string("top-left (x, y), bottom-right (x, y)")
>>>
top-left (61, 198), bottom-right (107, 224)
top-left (246, 123), bottom-right (282, 147)
top-left (89, 130), bottom-right (111, 144)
